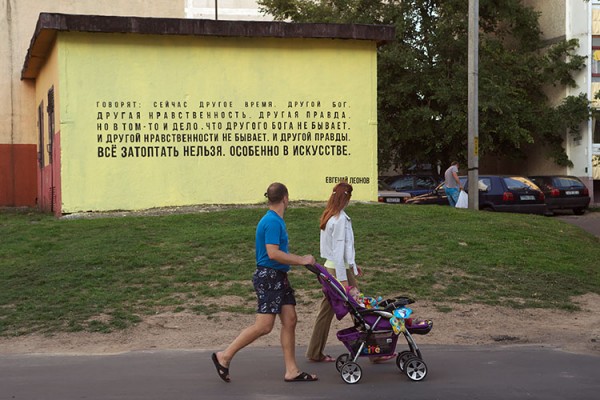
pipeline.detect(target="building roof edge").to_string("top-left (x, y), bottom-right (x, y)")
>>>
top-left (21, 12), bottom-right (395, 79)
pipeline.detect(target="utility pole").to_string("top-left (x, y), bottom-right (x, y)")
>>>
top-left (468, 0), bottom-right (479, 210)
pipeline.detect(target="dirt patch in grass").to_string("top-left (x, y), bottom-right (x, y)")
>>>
top-left (1, 293), bottom-right (598, 356)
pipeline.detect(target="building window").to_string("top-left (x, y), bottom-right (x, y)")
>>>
top-left (590, 36), bottom-right (600, 82)
top-left (594, 118), bottom-right (600, 144)
top-left (593, 36), bottom-right (600, 82)
top-left (593, 47), bottom-right (600, 77)
top-left (47, 87), bottom-right (55, 163)
top-left (37, 102), bottom-right (45, 168)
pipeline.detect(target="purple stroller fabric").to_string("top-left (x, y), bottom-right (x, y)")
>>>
top-left (311, 263), bottom-right (359, 320)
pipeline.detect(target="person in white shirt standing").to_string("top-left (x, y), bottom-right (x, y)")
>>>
top-left (444, 161), bottom-right (463, 207)
top-left (306, 182), bottom-right (359, 363)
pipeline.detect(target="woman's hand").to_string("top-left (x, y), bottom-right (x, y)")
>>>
top-left (356, 265), bottom-right (363, 277)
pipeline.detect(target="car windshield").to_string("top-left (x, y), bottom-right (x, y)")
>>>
top-left (388, 176), bottom-right (413, 190)
top-left (554, 177), bottom-right (584, 188)
top-left (503, 176), bottom-right (537, 191)
top-left (478, 178), bottom-right (491, 191)
top-left (456, 176), bottom-right (488, 191)
top-left (415, 176), bottom-right (436, 189)
top-left (378, 181), bottom-right (395, 191)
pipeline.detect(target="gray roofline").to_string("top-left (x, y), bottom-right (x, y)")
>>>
top-left (22, 12), bottom-right (395, 79)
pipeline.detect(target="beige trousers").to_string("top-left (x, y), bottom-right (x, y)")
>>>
top-left (305, 267), bottom-right (358, 361)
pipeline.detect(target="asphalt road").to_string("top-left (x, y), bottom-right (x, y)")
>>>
top-left (1, 344), bottom-right (599, 400)
top-left (556, 210), bottom-right (600, 239)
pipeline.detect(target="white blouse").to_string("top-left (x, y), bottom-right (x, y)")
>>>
top-left (320, 210), bottom-right (358, 282)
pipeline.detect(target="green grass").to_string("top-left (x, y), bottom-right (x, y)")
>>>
top-left (1, 204), bottom-right (599, 336)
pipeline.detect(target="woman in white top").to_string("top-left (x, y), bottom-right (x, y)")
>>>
top-left (306, 182), bottom-right (361, 362)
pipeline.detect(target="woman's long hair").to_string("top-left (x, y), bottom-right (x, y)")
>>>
top-left (319, 182), bottom-right (353, 230)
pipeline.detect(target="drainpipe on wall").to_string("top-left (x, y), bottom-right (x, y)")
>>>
top-left (6, 0), bottom-right (16, 206)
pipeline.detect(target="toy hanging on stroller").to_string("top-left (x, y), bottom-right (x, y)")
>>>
top-left (306, 263), bottom-right (433, 384)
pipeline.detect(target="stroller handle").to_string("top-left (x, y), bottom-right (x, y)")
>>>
top-left (304, 263), bottom-right (320, 274)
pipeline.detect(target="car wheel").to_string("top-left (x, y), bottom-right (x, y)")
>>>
top-left (573, 208), bottom-right (585, 216)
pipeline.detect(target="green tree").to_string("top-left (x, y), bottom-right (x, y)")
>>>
top-left (259, 0), bottom-right (589, 172)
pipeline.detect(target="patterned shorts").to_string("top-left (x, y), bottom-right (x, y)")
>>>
top-left (253, 267), bottom-right (296, 314)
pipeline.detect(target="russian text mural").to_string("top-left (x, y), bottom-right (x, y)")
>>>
top-left (60, 34), bottom-right (378, 212)
top-left (24, 15), bottom-right (391, 214)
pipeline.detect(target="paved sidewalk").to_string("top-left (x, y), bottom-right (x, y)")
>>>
top-left (1, 345), bottom-right (600, 400)
top-left (556, 210), bottom-right (600, 239)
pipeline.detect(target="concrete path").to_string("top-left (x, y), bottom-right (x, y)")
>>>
top-left (556, 210), bottom-right (600, 239)
top-left (1, 345), bottom-right (599, 400)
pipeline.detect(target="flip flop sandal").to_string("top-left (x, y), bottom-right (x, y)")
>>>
top-left (284, 372), bottom-right (318, 382)
top-left (211, 353), bottom-right (230, 382)
top-left (310, 354), bottom-right (335, 363)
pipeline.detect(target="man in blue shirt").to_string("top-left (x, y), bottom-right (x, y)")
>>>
top-left (212, 182), bottom-right (318, 383)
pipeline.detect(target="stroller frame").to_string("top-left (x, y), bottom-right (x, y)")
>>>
top-left (306, 263), bottom-right (432, 384)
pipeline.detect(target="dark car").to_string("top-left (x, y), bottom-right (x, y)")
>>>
top-left (381, 175), bottom-right (441, 197)
top-left (528, 175), bottom-right (590, 215)
top-left (406, 175), bottom-right (547, 215)
top-left (403, 181), bottom-right (454, 205)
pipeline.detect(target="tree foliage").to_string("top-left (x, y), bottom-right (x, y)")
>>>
top-left (258, 0), bottom-right (589, 172)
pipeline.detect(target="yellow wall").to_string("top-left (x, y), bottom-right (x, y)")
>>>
top-left (58, 32), bottom-right (379, 212)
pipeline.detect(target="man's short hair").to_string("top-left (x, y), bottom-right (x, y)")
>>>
top-left (265, 182), bottom-right (288, 204)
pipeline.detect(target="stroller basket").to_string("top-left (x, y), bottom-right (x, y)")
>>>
top-left (337, 327), bottom-right (398, 357)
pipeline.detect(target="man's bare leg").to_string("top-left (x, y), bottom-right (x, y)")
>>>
top-left (216, 313), bottom-right (276, 372)
top-left (279, 304), bottom-right (317, 381)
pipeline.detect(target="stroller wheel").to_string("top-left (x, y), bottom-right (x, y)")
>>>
top-left (335, 353), bottom-right (351, 372)
top-left (404, 357), bottom-right (427, 382)
top-left (396, 351), bottom-right (414, 372)
top-left (340, 361), bottom-right (362, 384)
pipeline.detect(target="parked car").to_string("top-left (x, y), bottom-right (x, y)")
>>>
top-left (377, 181), bottom-right (411, 204)
top-left (381, 175), bottom-right (441, 197)
top-left (528, 175), bottom-right (590, 215)
top-left (406, 175), bottom-right (547, 215)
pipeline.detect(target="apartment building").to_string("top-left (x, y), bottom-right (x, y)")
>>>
top-left (591, 1), bottom-right (600, 193)
top-left (523, 0), bottom-right (598, 202)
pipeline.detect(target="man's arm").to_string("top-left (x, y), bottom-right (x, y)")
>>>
top-left (452, 170), bottom-right (462, 189)
top-left (266, 244), bottom-right (315, 266)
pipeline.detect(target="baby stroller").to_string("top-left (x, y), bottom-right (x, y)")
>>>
top-left (306, 263), bottom-right (433, 384)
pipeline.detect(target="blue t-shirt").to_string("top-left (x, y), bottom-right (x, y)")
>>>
top-left (255, 210), bottom-right (290, 272)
